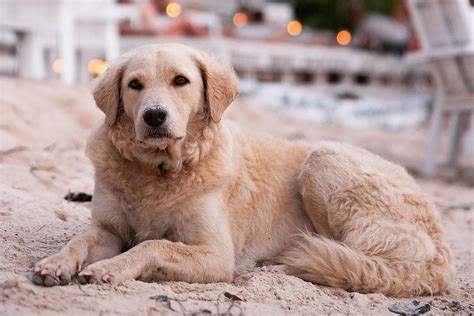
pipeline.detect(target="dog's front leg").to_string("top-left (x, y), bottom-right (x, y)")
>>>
top-left (79, 197), bottom-right (235, 284)
top-left (33, 183), bottom-right (127, 286)
top-left (32, 226), bottom-right (123, 286)
top-left (78, 239), bottom-right (234, 284)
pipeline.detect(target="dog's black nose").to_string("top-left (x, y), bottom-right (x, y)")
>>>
top-left (143, 108), bottom-right (167, 127)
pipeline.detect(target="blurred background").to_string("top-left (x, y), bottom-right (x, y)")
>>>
top-left (1, 3), bottom-right (474, 314)
top-left (0, 0), bottom-right (473, 182)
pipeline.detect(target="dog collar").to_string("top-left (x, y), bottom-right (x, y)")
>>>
top-left (159, 161), bottom-right (170, 176)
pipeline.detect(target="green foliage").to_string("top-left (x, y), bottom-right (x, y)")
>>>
top-left (291, 0), bottom-right (397, 32)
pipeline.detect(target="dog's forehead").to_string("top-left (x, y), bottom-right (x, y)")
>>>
top-left (126, 45), bottom-right (198, 73)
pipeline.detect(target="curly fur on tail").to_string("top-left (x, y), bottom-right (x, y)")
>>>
top-left (280, 233), bottom-right (455, 297)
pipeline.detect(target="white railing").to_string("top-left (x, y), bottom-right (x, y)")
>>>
top-left (118, 36), bottom-right (428, 91)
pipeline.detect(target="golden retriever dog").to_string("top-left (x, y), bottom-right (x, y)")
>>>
top-left (32, 44), bottom-right (454, 297)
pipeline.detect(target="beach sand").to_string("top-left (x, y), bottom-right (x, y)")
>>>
top-left (0, 77), bottom-right (472, 315)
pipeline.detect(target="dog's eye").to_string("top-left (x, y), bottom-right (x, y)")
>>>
top-left (173, 75), bottom-right (189, 86)
top-left (128, 79), bottom-right (143, 90)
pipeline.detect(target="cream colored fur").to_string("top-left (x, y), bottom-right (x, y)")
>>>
top-left (33, 44), bottom-right (454, 297)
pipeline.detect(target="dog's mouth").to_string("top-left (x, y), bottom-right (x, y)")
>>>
top-left (145, 131), bottom-right (184, 141)
top-left (137, 129), bottom-right (184, 150)
top-left (143, 126), bottom-right (177, 140)
top-left (146, 130), bottom-right (173, 139)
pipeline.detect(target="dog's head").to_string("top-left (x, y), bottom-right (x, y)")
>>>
top-left (93, 44), bottom-right (239, 166)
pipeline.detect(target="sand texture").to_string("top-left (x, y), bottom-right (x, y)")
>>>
top-left (0, 77), bottom-right (473, 315)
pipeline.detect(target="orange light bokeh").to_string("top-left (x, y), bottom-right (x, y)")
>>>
top-left (88, 59), bottom-right (108, 76)
top-left (52, 59), bottom-right (63, 74)
top-left (166, 2), bottom-right (182, 18)
top-left (287, 20), bottom-right (302, 37)
top-left (336, 30), bottom-right (352, 46)
top-left (233, 12), bottom-right (248, 27)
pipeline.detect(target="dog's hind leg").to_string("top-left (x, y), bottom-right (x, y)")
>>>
top-left (281, 142), bottom-right (454, 296)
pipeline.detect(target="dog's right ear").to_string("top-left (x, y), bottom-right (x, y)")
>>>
top-left (92, 61), bottom-right (126, 127)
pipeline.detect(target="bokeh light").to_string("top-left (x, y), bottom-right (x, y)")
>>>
top-left (88, 59), bottom-right (108, 76)
top-left (336, 30), bottom-right (351, 46)
top-left (166, 2), bottom-right (182, 18)
top-left (52, 59), bottom-right (63, 74)
top-left (233, 12), bottom-right (248, 27)
top-left (287, 20), bottom-right (302, 37)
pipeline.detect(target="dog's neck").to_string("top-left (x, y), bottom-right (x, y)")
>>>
top-left (106, 118), bottom-right (219, 177)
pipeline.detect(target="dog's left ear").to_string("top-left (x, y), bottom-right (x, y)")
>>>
top-left (194, 52), bottom-right (239, 123)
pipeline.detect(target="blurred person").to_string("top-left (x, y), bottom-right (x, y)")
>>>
top-left (119, 0), bottom-right (208, 37)
top-left (352, 2), bottom-right (412, 55)
top-left (224, 5), bottom-right (272, 39)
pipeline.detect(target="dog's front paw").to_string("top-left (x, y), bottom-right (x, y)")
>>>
top-left (33, 254), bottom-right (79, 287)
top-left (78, 259), bottom-right (126, 285)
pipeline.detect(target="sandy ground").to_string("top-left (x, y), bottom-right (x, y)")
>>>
top-left (0, 77), bottom-right (473, 315)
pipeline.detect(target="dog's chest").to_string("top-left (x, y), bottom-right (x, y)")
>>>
top-left (123, 204), bottom-right (184, 244)
top-left (110, 165), bottom-right (207, 243)
top-left (114, 164), bottom-right (190, 208)
top-left (118, 192), bottom-right (192, 245)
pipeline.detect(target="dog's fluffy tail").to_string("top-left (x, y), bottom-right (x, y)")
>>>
top-left (280, 233), bottom-right (454, 297)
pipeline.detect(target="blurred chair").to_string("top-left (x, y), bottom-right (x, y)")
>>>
top-left (0, 0), bottom-right (137, 84)
top-left (406, 0), bottom-right (474, 176)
